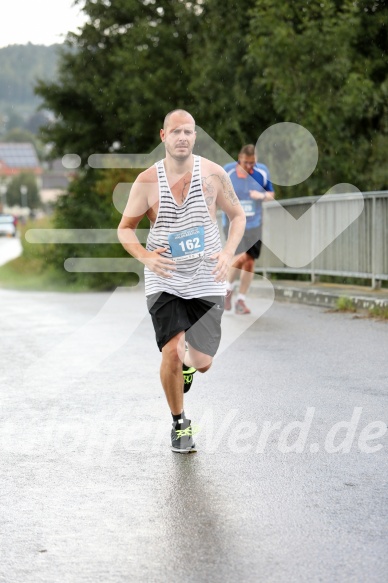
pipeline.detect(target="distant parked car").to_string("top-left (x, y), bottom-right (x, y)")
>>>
top-left (0, 214), bottom-right (17, 237)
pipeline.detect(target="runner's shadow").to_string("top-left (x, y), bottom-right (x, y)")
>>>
top-left (159, 455), bottom-right (232, 576)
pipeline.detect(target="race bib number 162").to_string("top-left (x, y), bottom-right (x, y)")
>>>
top-left (168, 226), bottom-right (205, 262)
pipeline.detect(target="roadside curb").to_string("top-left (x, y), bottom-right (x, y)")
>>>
top-left (272, 284), bottom-right (388, 310)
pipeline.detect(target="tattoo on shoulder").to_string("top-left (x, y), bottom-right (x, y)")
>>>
top-left (202, 173), bottom-right (239, 205)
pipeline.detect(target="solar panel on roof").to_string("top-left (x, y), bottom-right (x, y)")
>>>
top-left (0, 143), bottom-right (39, 168)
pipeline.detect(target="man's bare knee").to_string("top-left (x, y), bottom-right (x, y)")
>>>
top-left (197, 362), bottom-right (212, 373)
top-left (242, 255), bottom-right (254, 272)
top-left (162, 333), bottom-right (184, 367)
top-left (232, 254), bottom-right (245, 269)
top-left (187, 349), bottom-right (213, 370)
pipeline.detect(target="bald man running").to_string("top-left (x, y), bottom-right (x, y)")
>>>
top-left (118, 109), bottom-right (245, 453)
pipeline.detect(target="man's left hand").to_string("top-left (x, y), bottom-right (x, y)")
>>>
top-left (249, 189), bottom-right (266, 200)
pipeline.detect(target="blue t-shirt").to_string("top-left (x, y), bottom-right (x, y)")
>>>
top-left (222, 162), bottom-right (273, 229)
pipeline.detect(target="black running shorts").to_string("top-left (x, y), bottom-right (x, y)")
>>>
top-left (146, 292), bottom-right (224, 356)
top-left (223, 225), bottom-right (262, 259)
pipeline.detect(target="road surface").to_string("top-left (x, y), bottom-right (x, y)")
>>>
top-left (0, 236), bottom-right (22, 267)
top-left (0, 286), bottom-right (387, 583)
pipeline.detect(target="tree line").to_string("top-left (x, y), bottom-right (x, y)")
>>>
top-left (33, 0), bottom-right (388, 289)
top-left (36, 0), bottom-right (388, 195)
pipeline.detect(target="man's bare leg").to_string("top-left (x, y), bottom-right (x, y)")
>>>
top-left (160, 331), bottom-right (186, 415)
top-left (227, 252), bottom-right (245, 283)
top-left (225, 253), bottom-right (245, 309)
top-left (184, 344), bottom-right (213, 373)
top-left (161, 333), bottom-right (213, 409)
top-left (238, 255), bottom-right (255, 294)
top-left (227, 265), bottom-right (240, 286)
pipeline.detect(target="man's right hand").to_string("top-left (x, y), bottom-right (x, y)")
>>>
top-left (142, 247), bottom-right (176, 278)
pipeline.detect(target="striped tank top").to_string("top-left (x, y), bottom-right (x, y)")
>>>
top-left (145, 155), bottom-right (226, 299)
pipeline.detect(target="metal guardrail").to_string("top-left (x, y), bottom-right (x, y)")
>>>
top-left (255, 191), bottom-right (388, 289)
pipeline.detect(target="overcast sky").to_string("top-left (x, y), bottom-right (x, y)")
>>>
top-left (0, 0), bottom-right (87, 48)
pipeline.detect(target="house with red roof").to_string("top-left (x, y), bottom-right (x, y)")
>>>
top-left (0, 142), bottom-right (42, 178)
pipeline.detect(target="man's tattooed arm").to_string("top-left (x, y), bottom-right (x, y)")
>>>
top-left (219, 173), bottom-right (239, 205)
top-left (202, 173), bottom-right (239, 206)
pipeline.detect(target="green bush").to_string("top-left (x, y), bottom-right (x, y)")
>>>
top-left (47, 169), bottom-right (147, 291)
top-left (6, 172), bottom-right (41, 209)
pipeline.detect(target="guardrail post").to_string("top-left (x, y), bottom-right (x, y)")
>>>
top-left (371, 195), bottom-right (381, 290)
top-left (310, 200), bottom-right (318, 283)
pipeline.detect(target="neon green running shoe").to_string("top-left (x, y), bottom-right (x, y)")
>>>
top-left (171, 419), bottom-right (199, 453)
top-left (183, 364), bottom-right (197, 394)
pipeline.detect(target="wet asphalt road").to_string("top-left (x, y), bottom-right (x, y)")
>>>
top-left (0, 237), bottom-right (22, 267)
top-left (0, 285), bottom-right (387, 583)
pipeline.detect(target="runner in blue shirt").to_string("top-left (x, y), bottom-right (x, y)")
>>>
top-left (222, 144), bottom-right (275, 314)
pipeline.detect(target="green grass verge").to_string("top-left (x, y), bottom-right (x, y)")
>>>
top-left (335, 296), bottom-right (388, 321)
top-left (0, 217), bottom-right (89, 292)
top-left (0, 259), bottom-right (90, 292)
top-left (368, 305), bottom-right (388, 320)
